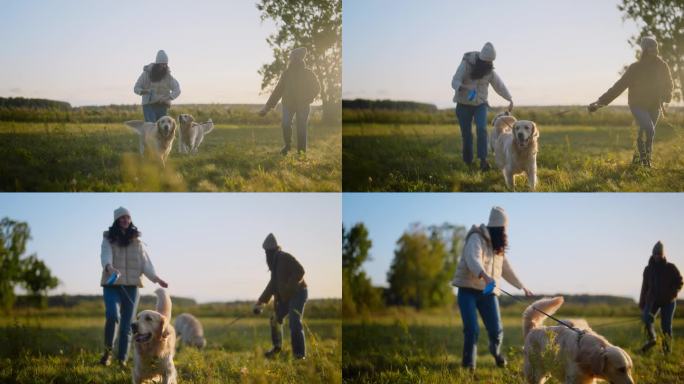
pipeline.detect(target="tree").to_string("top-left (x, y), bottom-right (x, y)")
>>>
top-left (342, 223), bottom-right (382, 316)
top-left (257, 0), bottom-right (342, 124)
top-left (386, 223), bottom-right (465, 310)
top-left (619, 0), bottom-right (683, 101)
top-left (0, 218), bottom-right (59, 311)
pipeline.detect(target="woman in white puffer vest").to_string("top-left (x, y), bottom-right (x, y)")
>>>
top-left (452, 206), bottom-right (532, 370)
top-left (133, 50), bottom-right (181, 122)
top-left (98, 207), bottom-right (169, 367)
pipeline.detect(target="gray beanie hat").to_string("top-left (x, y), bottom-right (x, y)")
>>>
top-left (114, 207), bottom-right (131, 221)
top-left (290, 47), bottom-right (307, 61)
top-left (640, 36), bottom-right (658, 52)
top-left (653, 240), bottom-right (664, 256)
top-left (263, 233), bottom-right (278, 250)
top-left (155, 50), bottom-right (169, 64)
top-left (488, 206), bottom-right (508, 227)
top-left (479, 42), bottom-right (496, 62)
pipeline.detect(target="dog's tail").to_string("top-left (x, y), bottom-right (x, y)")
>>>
top-left (523, 296), bottom-right (564, 339)
top-left (201, 119), bottom-right (214, 134)
top-left (124, 120), bottom-right (150, 135)
top-left (155, 288), bottom-right (172, 319)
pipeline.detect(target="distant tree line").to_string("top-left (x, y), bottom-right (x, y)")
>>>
top-left (343, 99), bottom-right (438, 112)
top-left (0, 97), bottom-right (71, 110)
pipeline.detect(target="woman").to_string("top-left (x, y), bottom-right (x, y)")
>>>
top-left (588, 36), bottom-right (674, 167)
top-left (253, 233), bottom-right (308, 359)
top-left (134, 50), bottom-right (181, 123)
top-left (258, 47), bottom-right (321, 155)
top-left (639, 241), bottom-right (683, 354)
top-left (451, 42), bottom-right (514, 171)
top-left (451, 206), bottom-right (533, 369)
top-left (99, 207), bottom-right (169, 367)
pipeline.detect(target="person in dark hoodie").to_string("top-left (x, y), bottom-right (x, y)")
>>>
top-left (639, 241), bottom-right (683, 354)
top-left (588, 36), bottom-right (674, 167)
top-left (259, 47), bottom-right (321, 155)
top-left (253, 233), bottom-right (308, 359)
top-left (133, 50), bottom-right (181, 122)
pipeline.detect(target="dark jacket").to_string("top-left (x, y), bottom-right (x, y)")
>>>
top-left (265, 60), bottom-right (320, 111)
top-left (598, 55), bottom-right (673, 110)
top-left (258, 250), bottom-right (307, 305)
top-left (639, 256), bottom-right (683, 309)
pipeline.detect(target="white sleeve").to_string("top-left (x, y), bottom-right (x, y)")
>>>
top-left (451, 60), bottom-right (467, 91)
top-left (462, 237), bottom-right (485, 277)
top-left (169, 76), bottom-right (181, 100)
top-left (101, 237), bottom-right (112, 269)
top-left (134, 72), bottom-right (147, 95)
top-left (490, 71), bottom-right (512, 101)
top-left (141, 243), bottom-right (159, 282)
top-left (502, 257), bottom-right (524, 289)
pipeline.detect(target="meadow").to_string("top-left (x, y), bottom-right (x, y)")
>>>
top-left (0, 106), bottom-right (341, 192)
top-left (342, 107), bottom-right (684, 192)
top-left (0, 300), bottom-right (342, 384)
top-left (343, 306), bottom-right (684, 383)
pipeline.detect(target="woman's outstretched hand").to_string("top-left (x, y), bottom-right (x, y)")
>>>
top-left (507, 100), bottom-right (514, 112)
top-left (522, 287), bottom-right (534, 297)
top-left (156, 277), bottom-right (169, 288)
top-left (258, 107), bottom-right (268, 117)
top-left (587, 101), bottom-right (603, 113)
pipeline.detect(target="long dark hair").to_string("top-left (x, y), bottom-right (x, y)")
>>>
top-left (149, 63), bottom-right (169, 82)
top-left (470, 58), bottom-right (493, 80)
top-left (106, 220), bottom-right (140, 247)
top-left (488, 226), bottom-right (508, 255)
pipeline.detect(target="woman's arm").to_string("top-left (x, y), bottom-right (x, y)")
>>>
top-left (141, 243), bottom-right (168, 287)
top-left (100, 237), bottom-right (113, 270)
top-left (638, 267), bottom-right (648, 309)
top-left (502, 258), bottom-right (533, 296)
top-left (169, 76), bottom-right (181, 100)
top-left (660, 61), bottom-right (674, 104)
top-left (258, 280), bottom-right (275, 305)
top-left (133, 72), bottom-right (148, 95)
top-left (595, 65), bottom-right (633, 107)
top-left (490, 71), bottom-right (513, 111)
top-left (451, 60), bottom-right (467, 92)
top-left (259, 74), bottom-right (286, 115)
top-left (462, 237), bottom-right (485, 278)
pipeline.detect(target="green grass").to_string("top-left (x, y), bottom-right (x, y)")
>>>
top-left (342, 310), bottom-right (684, 383)
top-left (343, 123), bottom-right (684, 191)
top-left (0, 315), bottom-right (341, 383)
top-left (0, 121), bottom-right (341, 191)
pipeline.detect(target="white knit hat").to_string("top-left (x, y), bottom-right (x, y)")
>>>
top-left (640, 36), bottom-right (658, 52)
top-left (114, 207), bottom-right (131, 221)
top-left (488, 206), bottom-right (507, 227)
top-left (479, 42), bottom-right (496, 62)
top-left (262, 233), bottom-right (278, 250)
top-left (155, 50), bottom-right (169, 64)
top-left (290, 47), bottom-right (307, 61)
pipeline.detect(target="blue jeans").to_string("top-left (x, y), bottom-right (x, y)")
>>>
top-left (456, 103), bottom-right (489, 164)
top-left (142, 103), bottom-right (169, 122)
top-left (103, 286), bottom-right (139, 361)
top-left (643, 301), bottom-right (676, 341)
top-left (458, 287), bottom-right (504, 368)
top-left (271, 287), bottom-right (308, 358)
top-left (629, 105), bottom-right (660, 154)
top-left (282, 105), bottom-right (310, 152)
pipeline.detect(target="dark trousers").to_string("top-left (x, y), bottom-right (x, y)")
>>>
top-left (103, 286), bottom-right (139, 361)
top-left (455, 103), bottom-right (489, 164)
top-left (282, 105), bottom-right (311, 152)
top-left (643, 301), bottom-right (676, 341)
top-left (271, 287), bottom-right (308, 358)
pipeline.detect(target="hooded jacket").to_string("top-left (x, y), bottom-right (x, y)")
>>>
top-left (264, 60), bottom-right (320, 111)
top-left (451, 52), bottom-right (512, 106)
top-left (639, 256), bottom-right (683, 309)
top-left (133, 64), bottom-right (181, 106)
top-left (451, 224), bottom-right (524, 294)
top-left (258, 250), bottom-right (307, 305)
top-left (597, 55), bottom-right (673, 110)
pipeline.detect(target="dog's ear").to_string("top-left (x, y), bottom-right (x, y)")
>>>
top-left (157, 315), bottom-right (170, 339)
top-left (531, 122), bottom-right (539, 138)
top-left (590, 346), bottom-right (607, 375)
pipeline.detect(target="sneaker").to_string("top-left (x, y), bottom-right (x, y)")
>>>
top-left (294, 355), bottom-right (306, 360)
top-left (640, 339), bottom-right (656, 353)
top-left (480, 160), bottom-right (491, 172)
top-left (280, 145), bottom-right (291, 156)
top-left (663, 336), bottom-right (671, 354)
top-left (99, 349), bottom-right (112, 366)
top-left (117, 360), bottom-right (127, 368)
top-left (642, 154), bottom-right (652, 168)
top-left (631, 152), bottom-right (641, 165)
top-left (264, 346), bottom-right (282, 358)
top-left (494, 354), bottom-right (507, 368)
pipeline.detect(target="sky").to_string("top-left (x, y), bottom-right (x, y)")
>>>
top-left (0, 193), bottom-right (341, 303)
top-left (0, 1), bottom-right (277, 106)
top-left (343, 0), bottom-right (666, 108)
top-left (343, 193), bottom-right (684, 302)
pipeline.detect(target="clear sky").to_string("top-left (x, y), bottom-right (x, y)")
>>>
top-left (343, 193), bottom-right (684, 302)
top-left (343, 0), bottom-right (660, 108)
top-left (0, 193), bottom-right (341, 303)
top-left (0, 1), bottom-right (277, 106)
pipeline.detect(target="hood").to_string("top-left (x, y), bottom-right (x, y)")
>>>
top-left (465, 224), bottom-right (491, 245)
top-left (143, 63), bottom-right (155, 72)
top-left (648, 255), bottom-right (667, 267)
top-left (462, 51), bottom-right (479, 65)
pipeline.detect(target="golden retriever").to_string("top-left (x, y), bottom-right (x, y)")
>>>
top-left (523, 296), bottom-right (634, 384)
top-left (131, 288), bottom-right (177, 384)
top-left (125, 116), bottom-right (177, 167)
top-left (174, 313), bottom-right (207, 349)
top-left (491, 113), bottom-right (539, 190)
top-left (177, 114), bottom-right (214, 154)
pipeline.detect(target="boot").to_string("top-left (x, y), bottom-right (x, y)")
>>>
top-left (280, 145), bottom-right (291, 156)
top-left (99, 348), bottom-right (112, 366)
top-left (264, 346), bottom-right (282, 358)
top-left (494, 354), bottom-right (507, 368)
top-left (633, 139), bottom-right (645, 165)
top-left (663, 334), bottom-right (672, 354)
top-left (642, 149), bottom-right (652, 168)
top-left (640, 339), bottom-right (656, 353)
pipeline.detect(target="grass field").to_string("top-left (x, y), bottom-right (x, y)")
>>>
top-left (0, 121), bottom-right (341, 192)
top-left (343, 122), bottom-right (684, 191)
top-left (0, 314), bottom-right (341, 384)
top-left (343, 309), bottom-right (684, 383)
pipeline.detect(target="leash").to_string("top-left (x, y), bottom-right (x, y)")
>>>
top-left (226, 314), bottom-right (246, 327)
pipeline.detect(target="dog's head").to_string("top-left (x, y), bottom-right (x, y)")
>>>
top-left (192, 335), bottom-right (207, 349)
top-left (585, 345), bottom-right (633, 384)
top-left (512, 120), bottom-right (538, 148)
top-left (177, 114), bottom-right (195, 127)
top-left (156, 116), bottom-right (177, 138)
top-left (131, 309), bottom-right (171, 345)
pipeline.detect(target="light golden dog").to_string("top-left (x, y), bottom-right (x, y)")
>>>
top-left (523, 297), bottom-right (634, 384)
top-left (131, 288), bottom-right (177, 384)
top-left (125, 116), bottom-right (177, 167)
top-left (491, 112), bottom-right (539, 190)
top-left (177, 114), bottom-right (214, 154)
top-left (174, 313), bottom-right (207, 349)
